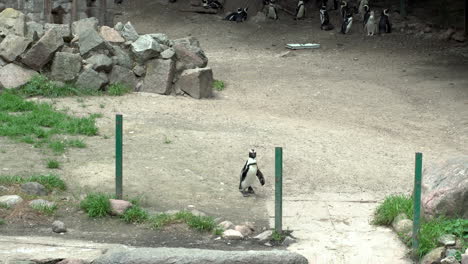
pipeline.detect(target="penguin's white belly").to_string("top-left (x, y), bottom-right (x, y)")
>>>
top-left (268, 7), bottom-right (277, 19)
top-left (297, 6), bottom-right (304, 18)
top-left (241, 165), bottom-right (257, 189)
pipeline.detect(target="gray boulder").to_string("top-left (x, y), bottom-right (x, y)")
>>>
top-left (0, 34), bottom-right (31, 62)
top-left (93, 247), bottom-right (309, 264)
top-left (72, 17), bottom-right (99, 37)
top-left (114, 22), bottom-right (124, 31)
top-left (78, 29), bottom-right (106, 56)
top-left (87, 54), bottom-right (113, 72)
top-left (21, 182), bottom-right (48, 196)
top-left (0, 8), bottom-right (26, 37)
top-left (109, 65), bottom-right (137, 89)
top-left (421, 247), bottom-right (444, 264)
top-left (441, 256), bottom-right (459, 264)
top-left (21, 28), bottom-right (64, 71)
top-left (26, 21), bottom-right (44, 41)
top-left (149, 33), bottom-right (171, 46)
top-left (254, 230), bottom-right (273, 242)
top-left (100, 26), bottom-right (125, 43)
top-left (76, 68), bottom-right (107, 90)
top-left (52, 220), bottom-right (67, 233)
top-left (111, 46), bottom-right (133, 69)
top-left (51, 52), bottom-right (82, 81)
top-left (120, 22), bottom-right (139, 42)
top-left (173, 39), bottom-right (208, 72)
top-left (422, 156), bottom-right (468, 218)
top-left (438, 234), bottom-right (456, 246)
top-left (0, 195), bottom-right (23, 207)
top-left (174, 67), bottom-right (213, 99)
top-left (44, 23), bottom-right (71, 42)
top-left (133, 65), bottom-right (146, 77)
top-left (141, 59), bottom-right (175, 95)
top-left (161, 48), bottom-right (175, 60)
top-left (173, 36), bottom-right (201, 48)
top-left (131, 35), bottom-right (162, 63)
top-left (0, 63), bottom-right (37, 89)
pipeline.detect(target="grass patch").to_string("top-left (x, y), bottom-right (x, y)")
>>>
top-left (0, 203), bottom-right (10, 209)
top-left (80, 193), bottom-right (111, 218)
top-left (0, 92), bottom-right (99, 152)
top-left (121, 206), bottom-right (149, 224)
top-left (46, 159), bottom-right (60, 169)
top-left (272, 230), bottom-right (286, 241)
top-left (108, 83), bottom-right (132, 96)
top-left (0, 218), bottom-right (5, 225)
top-left (372, 194), bottom-right (413, 226)
top-left (31, 204), bottom-right (58, 216)
top-left (66, 139), bottom-right (86, 148)
top-left (0, 174), bottom-right (65, 191)
top-left (163, 136), bottom-right (172, 144)
top-left (16, 75), bottom-right (100, 98)
top-left (213, 80), bottom-right (225, 91)
top-left (213, 227), bottom-right (224, 236)
top-left (150, 211), bottom-right (217, 232)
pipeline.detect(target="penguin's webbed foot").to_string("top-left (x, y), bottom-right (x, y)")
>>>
top-left (247, 187), bottom-right (255, 194)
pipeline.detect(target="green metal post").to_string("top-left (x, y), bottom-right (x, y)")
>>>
top-left (412, 152), bottom-right (423, 258)
top-left (116, 114), bottom-right (123, 200)
top-left (275, 147), bottom-right (283, 233)
top-left (400, 0), bottom-right (407, 17)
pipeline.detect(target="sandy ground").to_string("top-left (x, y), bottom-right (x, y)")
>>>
top-left (0, 0), bottom-right (467, 261)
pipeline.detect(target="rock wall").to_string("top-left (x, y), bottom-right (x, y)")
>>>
top-left (0, 8), bottom-right (214, 99)
top-left (0, 0), bottom-right (117, 26)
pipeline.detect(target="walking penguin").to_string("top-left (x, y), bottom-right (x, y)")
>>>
top-left (267, 0), bottom-right (279, 20)
top-left (224, 8), bottom-right (248, 22)
top-left (320, 5), bottom-right (334, 30)
top-left (341, 12), bottom-right (353, 34)
top-left (378, 9), bottom-right (391, 33)
top-left (362, 5), bottom-right (370, 27)
top-left (295, 0), bottom-right (305, 20)
top-left (239, 149), bottom-right (265, 197)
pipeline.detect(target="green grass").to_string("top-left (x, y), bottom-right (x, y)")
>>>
top-left (0, 203), bottom-right (10, 209)
top-left (99, 103), bottom-right (105, 109)
top-left (66, 139), bottom-right (86, 148)
top-left (272, 230), bottom-right (285, 241)
top-left (16, 75), bottom-right (100, 98)
top-left (0, 92), bottom-right (99, 153)
top-left (0, 218), bottom-right (5, 225)
top-left (213, 227), bottom-right (224, 236)
top-left (31, 204), bottom-right (58, 216)
top-left (80, 193), bottom-right (111, 218)
top-left (0, 174), bottom-right (66, 191)
top-left (46, 159), bottom-right (60, 169)
top-left (372, 195), bottom-right (413, 226)
top-left (163, 136), bottom-right (172, 144)
top-left (107, 83), bottom-right (132, 96)
top-left (121, 206), bottom-right (149, 224)
top-left (150, 211), bottom-right (217, 232)
top-left (213, 80), bottom-right (225, 91)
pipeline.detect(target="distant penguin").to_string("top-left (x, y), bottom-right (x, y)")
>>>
top-left (239, 7), bottom-right (248, 21)
top-left (365, 10), bottom-right (377, 35)
top-left (224, 8), bottom-right (248, 22)
top-left (239, 149), bottom-right (265, 197)
top-left (115, 0), bottom-right (123, 3)
top-left (295, 0), bottom-right (305, 20)
top-left (340, 0), bottom-right (349, 21)
top-left (267, 0), bottom-right (279, 20)
top-left (358, 0), bottom-right (368, 19)
top-left (203, 0), bottom-right (223, 9)
top-left (362, 5), bottom-right (370, 27)
top-left (378, 9), bottom-right (391, 33)
top-left (341, 12), bottom-right (353, 34)
top-left (320, 5), bottom-right (334, 30)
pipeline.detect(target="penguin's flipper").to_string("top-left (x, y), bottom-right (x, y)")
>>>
top-left (256, 169), bottom-right (265, 186)
top-left (239, 161), bottom-right (248, 189)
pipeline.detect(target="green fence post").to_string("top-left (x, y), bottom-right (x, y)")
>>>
top-left (275, 147), bottom-right (283, 233)
top-left (412, 152), bottom-right (423, 258)
top-left (116, 114), bottom-right (123, 199)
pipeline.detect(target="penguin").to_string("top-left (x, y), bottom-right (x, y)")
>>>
top-left (340, 0), bottom-right (349, 21)
top-left (362, 5), bottom-right (370, 27)
top-left (320, 5), bottom-right (334, 30)
top-left (203, 0), bottom-right (223, 9)
top-left (239, 7), bottom-right (248, 22)
top-left (365, 10), bottom-right (377, 36)
top-left (358, 0), bottom-right (368, 19)
top-left (224, 8), bottom-right (248, 22)
top-left (378, 9), bottom-right (391, 33)
top-left (267, 0), bottom-right (279, 20)
top-left (341, 12), bottom-right (353, 34)
top-left (295, 0), bottom-right (305, 20)
top-left (239, 149), bottom-right (265, 197)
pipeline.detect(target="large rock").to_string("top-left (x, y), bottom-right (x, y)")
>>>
top-left (44, 23), bottom-right (71, 41)
top-left (72, 17), bottom-right (99, 36)
top-left (441, 256), bottom-right (459, 264)
top-left (422, 156), bottom-right (468, 218)
top-left (51, 52), bottom-right (82, 81)
top-left (161, 48), bottom-right (175, 60)
top-left (0, 63), bottom-right (37, 89)
top-left (21, 28), bottom-right (64, 71)
top-left (109, 65), bottom-right (137, 89)
top-left (87, 54), bottom-right (113, 72)
top-left (254, 230), bottom-right (273, 242)
top-left (100, 26), bottom-right (125, 43)
top-left (0, 34), bottom-right (31, 62)
top-left (131, 35), bottom-right (162, 63)
top-left (21, 182), bottom-right (48, 196)
top-left (26, 21), bottom-right (45, 41)
top-left (218, 221), bottom-right (234, 230)
top-left (421, 247), bottom-right (445, 264)
top-left (78, 29), bottom-right (106, 56)
top-left (110, 199), bottom-right (132, 216)
top-left (120, 22), bottom-right (139, 42)
top-left (141, 59), bottom-right (175, 95)
top-left (0, 8), bottom-right (26, 37)
top-left (235, 225), bottom-right (254, 237)
top-left (93, 247), bottom-right (309, 264)
top-left (438, 234), bottom-right (456, 246)
top-left (222, 229), bottom-right (244, 240)
top-left (174, 67), bottom-right (213, 99)
top-left (111, 45), bottom-right (133, 69)
top-left (52, 220), bottom-right (67, 233)
top-left (149, 33), bottom-right (171, 46)
top-left (173, 37), bottom-right (208, 71)
top-left (0, 195), bottom-right (23, 207)
top-left (76, 68), bottom-right (107, 90)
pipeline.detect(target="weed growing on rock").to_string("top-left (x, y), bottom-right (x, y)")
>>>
top-left (372, 195), bottom-right (413, 225)
top-left (80, 193), bottom-right (111, 218)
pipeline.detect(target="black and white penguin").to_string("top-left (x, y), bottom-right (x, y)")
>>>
top-left (320, 5), bottom-right (334, 30)
top-left (224, 8), bottom-right (248, 22)
top-left (340, 0), bottom-right (349, 20)
top-left (362, 5), bottom-right (370, 27)
top-left (267, 0), bottom-right (279, 20)
top-left (365, 10), bottom-right (377, 36)
top-left (378, 9), bottom-right (391, 33)
top-left (340, 12), bottom-right (353, 34)
top-left (295, 0), bottom-right (305, 20)
top-left (203, 0), bottom-right (223, 9)
top-left (239, 149), bottom-right (265, 197)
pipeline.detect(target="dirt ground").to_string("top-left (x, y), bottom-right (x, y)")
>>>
top-left (0, 0), bottom-right (467, 255)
